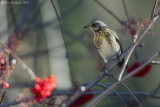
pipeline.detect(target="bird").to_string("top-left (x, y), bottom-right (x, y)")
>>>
top-left (84, 20), bottom-right (124, 68)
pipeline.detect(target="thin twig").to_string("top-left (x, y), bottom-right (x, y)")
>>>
top-left (118, 14), bottom-right (159, 80)
top-left (1, 90), bottom-right (160, 107)
top-left (122, 0), bottom-right (130, 22)
top-left (0, 97), bottom-right (33, 107)
top-left (51, 91), bottom-right (160, 99)
top-left (151, 60), bottom-right (160, 65)
top-left (152, 83), bottom-right (160, 94)
top-left (0, 91), bottom-right (5, 104)
top-left (87, 52), bottom-right (160, 107)
top-left (151, 0), bottom-right (159, 19)
top-left (121, 0), bottom-right (133, 32)
top-left (8, 3), bottom-right (20, 39)
top-left (50, 0), bottom-right (74, 84)
top-left (0, 43), bottom-right (36, 80)
top-left (95, 0), bottom-right (125, 25)
top-left (63, 71), bottom-right (105, 106)
top-left (96, 83), bottom-right (126, 107)
top-left (110, 74), bottom-right (141, 106)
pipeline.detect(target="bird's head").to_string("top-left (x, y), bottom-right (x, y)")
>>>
top-left (83, 20), bottom-right (108, 32)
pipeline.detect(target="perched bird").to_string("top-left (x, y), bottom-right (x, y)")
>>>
top-left (84, 20), bottom-right (124, 68)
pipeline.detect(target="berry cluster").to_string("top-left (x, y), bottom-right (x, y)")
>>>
top-left (127, 62), bottom-right (152, 77)
top-left (0, 52), bottom-right (15, 89)
top-left (31, 75), bottom-right (56, 102)
top-left (0, 80), bottom-right (9, 89)
top-left (0, 52), bottom-right (15, 72)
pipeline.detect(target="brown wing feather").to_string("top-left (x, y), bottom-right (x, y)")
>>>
top-left (111, 30), bottom-right (121, 46)
top-left (111, 30), bottom-right (123, 52)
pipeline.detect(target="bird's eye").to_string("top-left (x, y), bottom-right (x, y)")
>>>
top-left (92, 23), bottom-right (96, 27)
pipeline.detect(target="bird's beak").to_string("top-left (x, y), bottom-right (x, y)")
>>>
top-left (83, 25), bottom-right (92, 28)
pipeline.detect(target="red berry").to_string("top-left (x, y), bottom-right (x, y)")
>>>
top-left (130, 29), bottom-right (136, 36)
top-left (127, 62), bottom-right (152, 77)
top-left (34, 84), bottom-right (41, 91)
top-left (1, 81), bottom-right (9, 89)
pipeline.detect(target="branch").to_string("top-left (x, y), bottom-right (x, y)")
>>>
top-left (96, 83), bottom-right (126, 106)
top-left (51, 91), bottom-right (160, 99)
top-left (0, 97), bottom-right (33, 107)
top-left (151, 0), bottom-right (159, 19)
top-left (109, 74), bottom-right (141, 105)
top-left (50, 0), bottom-right (74, 83)
top-left (122, 0), bottom-right (129, 22)
top-left (95, 0), bottom-right (125, 25)
top-left (118, 14), bottom-right (159, 80)
top-left (0, 43), bottom-right (36, 80)
top-left (152, 83), bottom-right (160, 94)
top-left (87, 51), bottom-right (160, 107)
top-left (63, 71), bottom-right (105, 106)
top-left (1, 90), bottom-right (160, 107)
top-left (151, 60), bottom-right (160, 65)
top-left (0, 92), bottom-right (5, 104)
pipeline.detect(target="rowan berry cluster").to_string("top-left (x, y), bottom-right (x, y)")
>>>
top-left (0, 80), bottom-right (9, 89)
top-left (0, 52), bottom-right (15, 89)
top-left (31, 75), bottom-right (56, 102)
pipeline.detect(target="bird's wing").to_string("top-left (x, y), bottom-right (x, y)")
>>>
top-left (111, 30), bottom-right (123, 52)
top-left (101, 28), bottom-right (122, 51)
top-left (111, 30), bottom-right (121, 45)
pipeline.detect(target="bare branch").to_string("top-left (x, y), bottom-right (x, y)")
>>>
top-left (51, 91), bottom-right (160, 99)
top-left (118, 14), bottom-right (159, 80)
top-left (151, 0), bottom-right (159, 19)
top-left (96, 83), bottom-right (126, 106)
top-left (63, 71), bottom-right (105, 106)
top-left (87, 52), bottom-right (160, 107)
top-left (122, 0), bottom-right (129, 22)
top-left (151, 60), bottom-right (160, 65)
top-left (0, 97), bottom-right (33, 107)
top-left (152, 83), bottom-right (160, 94)
top-left (109, 74), bottom-right (141, 105)
top-left (0, 43), bottom-right (36, 80)
top-left (1, 90), bottom-right (160, 107)
top-left (95, 0), bottom-right (125, 25)
top-left (0, 92), bottom-right (5, 104)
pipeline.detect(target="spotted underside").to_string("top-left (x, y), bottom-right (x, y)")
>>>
top-left (94, 28), bottom-right (113, 51)
top-left (93, 28), bottom-right (121, 62)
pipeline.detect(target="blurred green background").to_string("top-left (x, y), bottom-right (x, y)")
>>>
top-left (0, 0), bottom-right (160, 106)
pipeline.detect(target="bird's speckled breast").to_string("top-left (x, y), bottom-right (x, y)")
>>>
top-left (93, 29), bottom-right (112, 52)
top-left (93, 28), bottom-right (120, 62)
